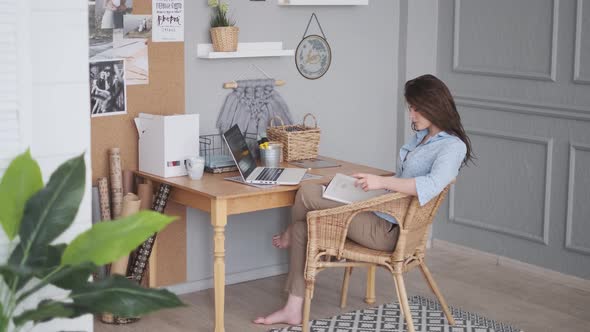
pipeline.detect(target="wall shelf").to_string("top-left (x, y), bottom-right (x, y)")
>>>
top-left (278, 0), bottom-right (368, 5)
top-left (197, 42), bottom-right (294, 59)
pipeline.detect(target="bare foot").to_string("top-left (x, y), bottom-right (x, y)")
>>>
top-left (272, 231), bottom-right (290, 249)
top-left (252, 307), bottom-right (302, 325)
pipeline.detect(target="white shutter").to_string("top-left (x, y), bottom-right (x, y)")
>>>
top-left (0, 0), bottom-right (31, 174)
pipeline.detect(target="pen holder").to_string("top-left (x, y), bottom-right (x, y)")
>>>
top-left (260, 143), bottom-right (282, 168)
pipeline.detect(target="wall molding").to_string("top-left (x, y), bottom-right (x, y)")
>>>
top-left (574, 0), bottom-right (590, 84)
top-left (165, 264), bottom-right (289, 295)
top-left (449, 127), bottom-right (553, 245)
top-left (455, 94), bottom-right (590, 122)
top-left (565, 142), bottom-right (590, 255)
top-left (453, 0), bottom-right (558, 81)
top-left (433, 239), bottom-right (590, 293)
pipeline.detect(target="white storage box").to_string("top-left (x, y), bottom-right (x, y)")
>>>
top-left (135, 113), bottom-right (199, 178)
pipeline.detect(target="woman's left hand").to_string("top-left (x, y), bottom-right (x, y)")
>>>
top-left (351, 173), bottom-right (383, 192)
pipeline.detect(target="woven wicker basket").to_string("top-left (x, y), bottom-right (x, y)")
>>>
top-left (267, 113), bottom-right (320, 161)
top-left (210, 26), bottom-right (239, 52)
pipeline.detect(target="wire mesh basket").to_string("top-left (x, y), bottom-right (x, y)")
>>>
top-left (199, 132), bottom-right (258, 173)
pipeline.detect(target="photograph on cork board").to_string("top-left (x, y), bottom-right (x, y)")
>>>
top-left (95, 0), bottom-right (133, 31)
top-left (89, 0), bottom-right (134, 57)
top-left (89, 0), bottom-right (149, 85)
top-left (124, 15), bottom-right (152, 39)
top-left (95, 31), bottom-right (150, 86)
top-left (90, 59), bottom-right (127, 117)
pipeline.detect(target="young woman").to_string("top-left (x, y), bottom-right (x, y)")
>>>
top-left (254, 74), bottom-right (474, 326)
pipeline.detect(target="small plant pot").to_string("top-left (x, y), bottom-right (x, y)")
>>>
top-left (210, 26), bottom-right (239, 52)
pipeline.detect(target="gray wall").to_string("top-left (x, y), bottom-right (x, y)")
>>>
top-left (178, 0), bottom-right (400, 292)
top-left (398, 0), bottom-right (440, 149)
top-left (434, 0), bottom-right (590, 279)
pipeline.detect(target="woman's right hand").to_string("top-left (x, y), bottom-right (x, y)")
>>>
top-left (351, 173), bottom-right (384, 192)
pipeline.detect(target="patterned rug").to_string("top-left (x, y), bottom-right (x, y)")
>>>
top-left (268, 296), bottom-right (522, 332)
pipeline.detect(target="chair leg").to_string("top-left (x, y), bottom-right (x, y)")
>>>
top-left (303, 283), bottom-right (314, 332)
top-left (393, 273), bottom-right (416, 332)
top-left (340, 267), bottom-right (353, 308)
top-left (419, 263), bottom-right (456, 325)
top-left (365, 265), bottom-right (376, 304)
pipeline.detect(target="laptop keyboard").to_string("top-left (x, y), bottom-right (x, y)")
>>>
top-left (255, 168), bottom-right (284, 182)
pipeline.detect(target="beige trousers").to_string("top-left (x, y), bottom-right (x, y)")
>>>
top-left (285, 183), bottom-right (399, 297)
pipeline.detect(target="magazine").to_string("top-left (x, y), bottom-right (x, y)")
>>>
top-left (322, 173), bottom-right (390, 204)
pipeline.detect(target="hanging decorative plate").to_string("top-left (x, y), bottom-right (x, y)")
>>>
top-left (295, 35), bottom-right (331, 80)
top-left (295, 13), bottom-right (331, 80)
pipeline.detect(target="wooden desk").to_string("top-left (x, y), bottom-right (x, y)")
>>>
top-left (135, 157), bottom-right (392, 332)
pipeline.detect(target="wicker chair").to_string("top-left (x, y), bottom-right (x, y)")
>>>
top-left (302, 186), bottom-right (454, 332)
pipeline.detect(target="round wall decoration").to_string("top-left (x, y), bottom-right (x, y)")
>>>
top-left (295, 13), bottom-right (331, 80)
top-left (295, 34), bottom-right (331, 80)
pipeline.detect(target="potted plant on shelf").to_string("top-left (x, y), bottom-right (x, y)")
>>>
top-left (0, 151), bottom-right (184, 331)
top-left (208, 0), bottom-right (238, 52)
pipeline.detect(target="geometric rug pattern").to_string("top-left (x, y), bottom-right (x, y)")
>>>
top-left (269, 295), bottom-right (522, 332)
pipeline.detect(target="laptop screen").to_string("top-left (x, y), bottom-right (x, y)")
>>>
top-left (223, 124), bottom-right (257, 179)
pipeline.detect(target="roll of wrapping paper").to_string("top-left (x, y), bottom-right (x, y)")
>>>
top-left (96, 178), bottom-right (111, 280)
top-left (91, 186), bottom-right (101, 224)
top-left (127, 182), bottom-right (152, 275)
top-left (127, 183), bottom-right (171, 284)
top-left (122, 170), bottom-right (135, 195)
top-left (97, 177), bottom-right (111, 221)
top-left (110, 193), bottom-right (142, 275)
top-left (137, 183), bottom-right (153, 211)
top-left (109, 148), bottom-right (123, 218)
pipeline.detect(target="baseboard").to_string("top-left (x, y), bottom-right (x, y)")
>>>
top-left (433, 239), bottom-right (590, 293)
top-left (163, 264), bottom-right (289, 295)
top-left (433, 239), bottom-right (500, 263)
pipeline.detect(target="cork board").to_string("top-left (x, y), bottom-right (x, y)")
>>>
top-left (91, 1), bottom-right (187, 287)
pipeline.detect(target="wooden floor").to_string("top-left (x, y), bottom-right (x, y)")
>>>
top-left (95, 246), bottom-right (590, 332)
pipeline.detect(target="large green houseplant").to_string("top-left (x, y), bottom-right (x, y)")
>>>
top-left (0, 151), bottom-right (184, 331)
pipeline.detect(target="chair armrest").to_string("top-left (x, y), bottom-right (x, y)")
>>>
top-left (306, 192), bottom-right (413, 258)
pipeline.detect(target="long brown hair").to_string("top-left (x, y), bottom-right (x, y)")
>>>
top-left (404, 74), bottom-right (475, 167)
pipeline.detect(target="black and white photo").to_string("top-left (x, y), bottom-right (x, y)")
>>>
top-left (89, 59), bottom-right (127, 117)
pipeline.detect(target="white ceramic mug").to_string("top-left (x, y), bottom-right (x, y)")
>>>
top-left (185, 156), bottom-right (205, 180)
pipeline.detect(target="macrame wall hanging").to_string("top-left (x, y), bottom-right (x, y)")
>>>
top-left (216, 68), bottom-right (294, 137)
top-left (295, 13), bottom-right (332, 80)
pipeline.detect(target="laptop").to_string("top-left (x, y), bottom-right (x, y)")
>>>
top-left (222, 124), bottom-right (307, 185)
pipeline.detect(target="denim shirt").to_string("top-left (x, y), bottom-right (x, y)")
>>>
top-left (376, 129), bottom-right (467, 224)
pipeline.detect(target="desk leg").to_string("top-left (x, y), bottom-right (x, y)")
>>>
top-left (211, 199), bottom-right (227, 332)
